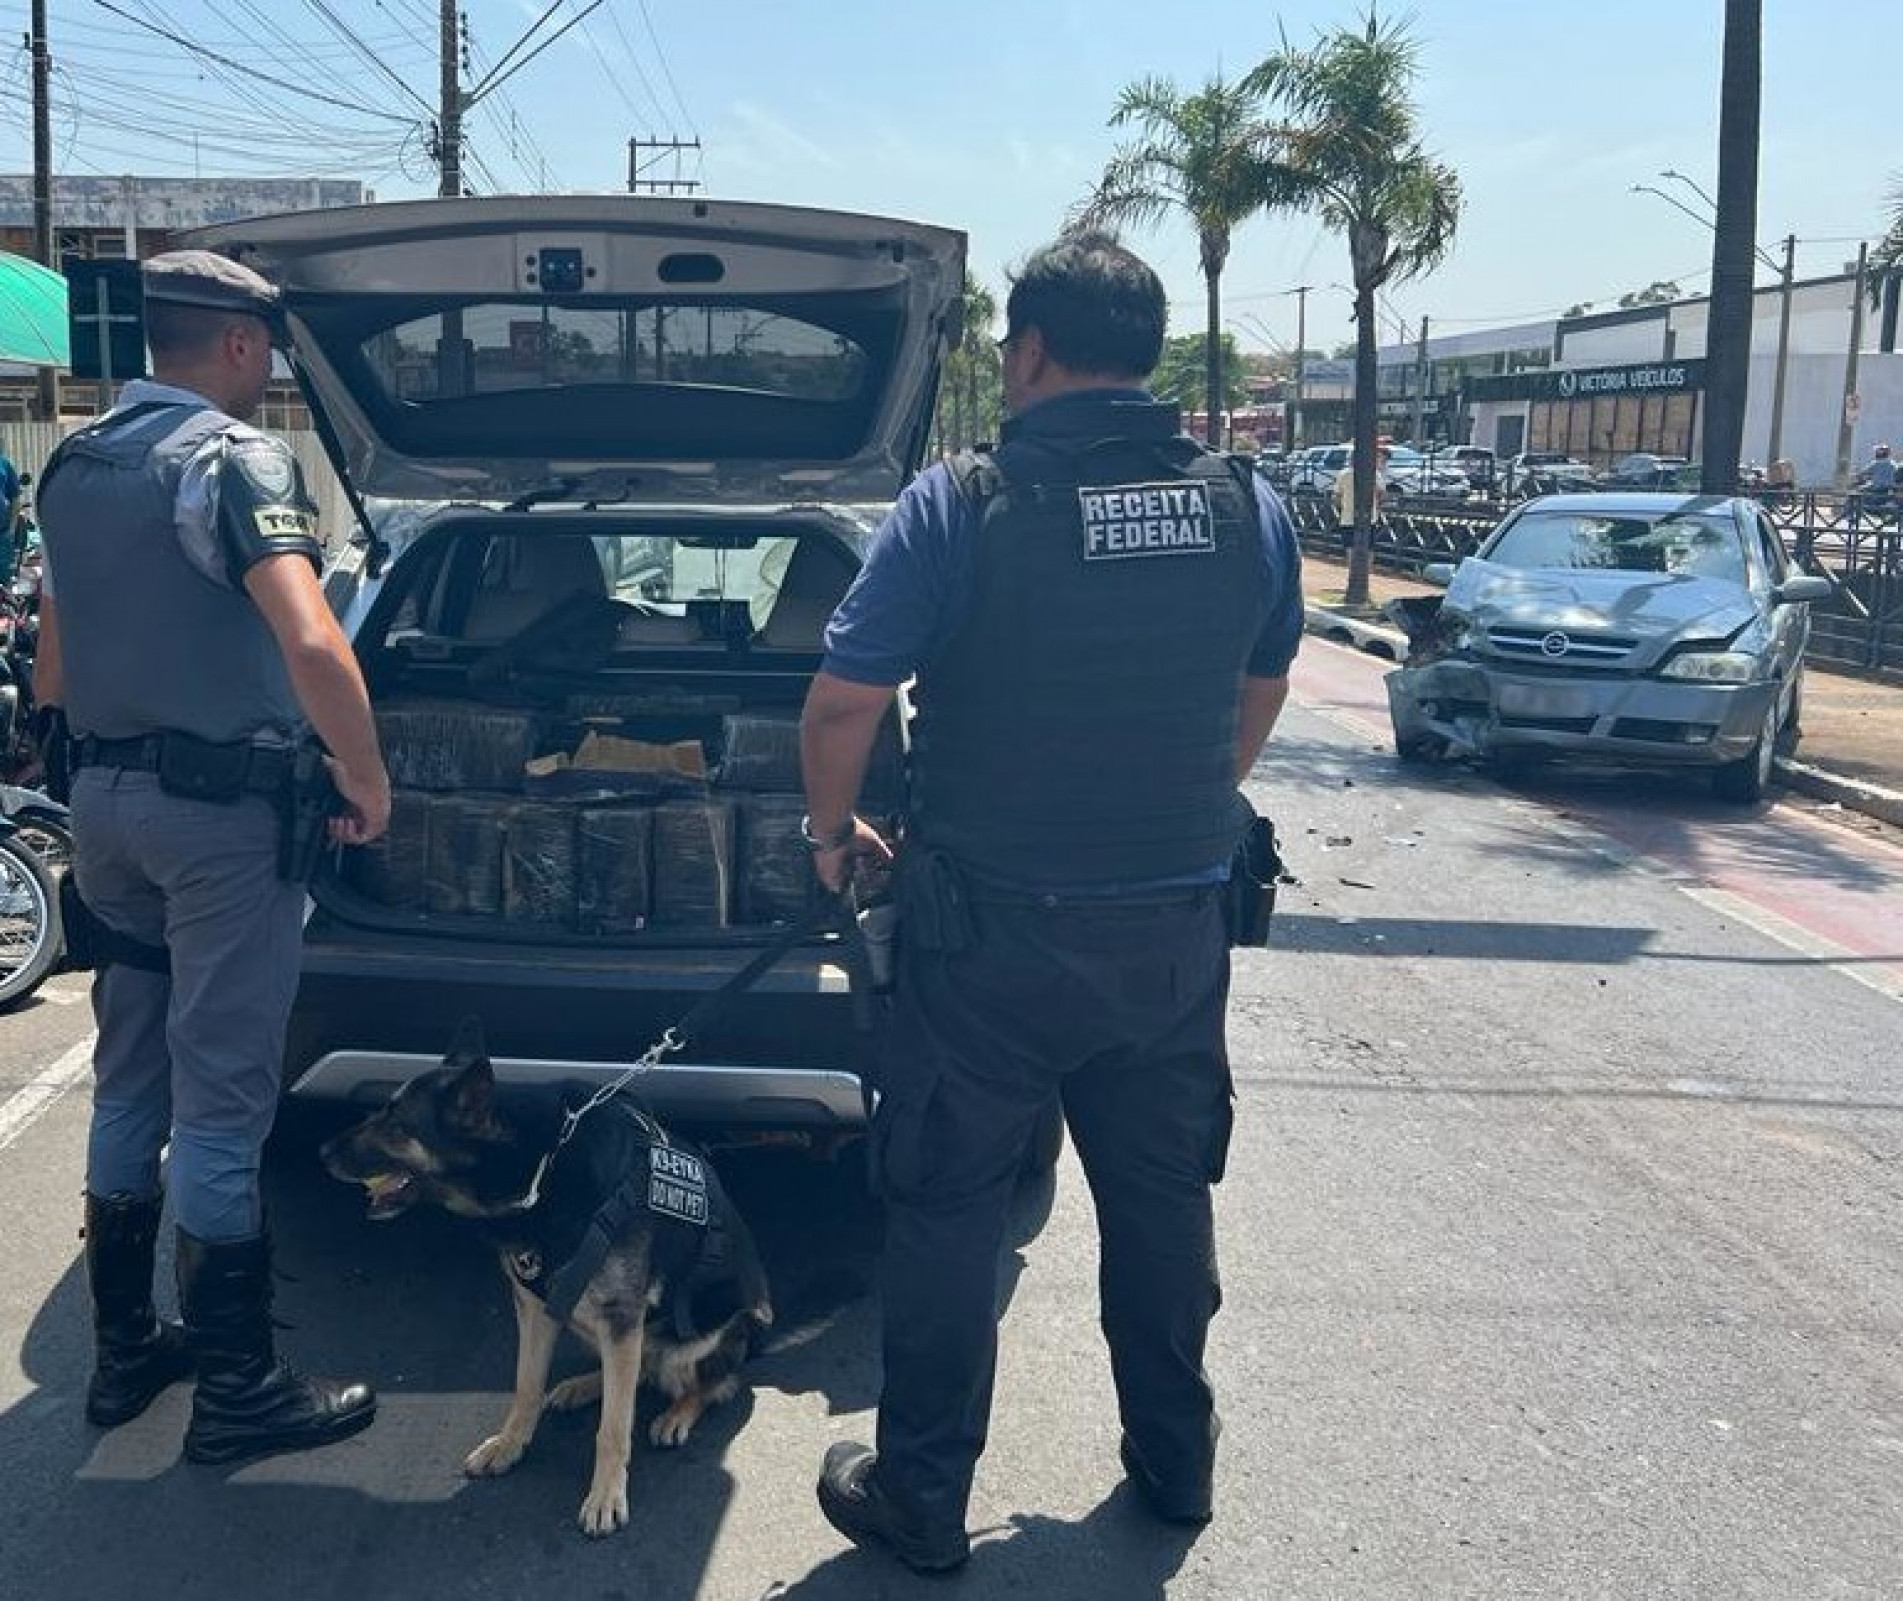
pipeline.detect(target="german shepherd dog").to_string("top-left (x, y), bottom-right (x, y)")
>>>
top-left (320, 1020), bottom-right (773, 1537)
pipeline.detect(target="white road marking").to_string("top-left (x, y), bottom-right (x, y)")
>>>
top-left (1679, 884), bottom-right (1903, 1005)
top-left (0, 1034), bottom-right (94, 1152)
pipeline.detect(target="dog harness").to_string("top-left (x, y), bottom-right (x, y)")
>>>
top-left (517, 1095), bottom-right (733, 1331)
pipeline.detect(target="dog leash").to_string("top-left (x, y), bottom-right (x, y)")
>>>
top-left (508, 892), bottom-right (865, 1211)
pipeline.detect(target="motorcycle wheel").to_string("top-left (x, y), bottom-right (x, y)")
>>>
top-left (0, 832), bottom-right (60, 1008)
top-left (9, 815), bottom-right (70, 876)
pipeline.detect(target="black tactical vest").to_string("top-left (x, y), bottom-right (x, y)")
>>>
top-left (38, 400), bottom-right (305, 745)
top-left (909, 407), bottom-right (1271, 887)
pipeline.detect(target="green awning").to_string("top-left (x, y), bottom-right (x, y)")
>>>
top-left (0, 251), bottom-right (70, 367)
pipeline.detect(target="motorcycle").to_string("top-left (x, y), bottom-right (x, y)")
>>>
top-left (1, 569), bottom-right (43, 786)
top-left (0, 802), bottom-right (61, 1009)
top-left (1, 781), bottom-right (71, 876)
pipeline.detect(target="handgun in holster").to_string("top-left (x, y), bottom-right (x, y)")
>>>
top-left (896, 848), bottom-right (973, 954)
top-left (1224, 796), bottom-right (1284, 948)
top-left (278, 741), bottom-right (342, 884)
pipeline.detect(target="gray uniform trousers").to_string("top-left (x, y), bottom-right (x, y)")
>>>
top-left (71, 767), bottom-right (303, 1240)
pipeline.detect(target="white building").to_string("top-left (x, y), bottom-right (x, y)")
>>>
top-left (1380, 270), bottom-right (1903, 487)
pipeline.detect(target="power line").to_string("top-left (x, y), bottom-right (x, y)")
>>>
top-left (633, 0), bottom-right (698, 137)
top-left (572, 7), bottom-right (671, 131)
top-left (87, 0), bottom-right (416, 125)
top-left (299, 0), bottom-right (436, 116)
top-left (469, 0), bottom-right (610, 106)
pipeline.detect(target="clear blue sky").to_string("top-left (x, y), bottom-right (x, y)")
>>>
top-left (4, 1), bottom-right (1895, 356)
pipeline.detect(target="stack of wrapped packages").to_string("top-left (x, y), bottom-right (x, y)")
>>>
top-left (343, 699), bottom-right (903, 934)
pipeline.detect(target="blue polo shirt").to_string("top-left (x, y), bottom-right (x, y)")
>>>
top-left (823, 388), bottom-right (1304, 688)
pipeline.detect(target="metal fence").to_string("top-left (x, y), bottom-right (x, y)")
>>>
top-left (1288, 490), bottom-right (1903, 681)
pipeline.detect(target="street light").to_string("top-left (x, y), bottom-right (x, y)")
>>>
top-left (1281, 286), bottom-right (1312, 451)
top-left (1629, 180), bottom-right (1795, 466)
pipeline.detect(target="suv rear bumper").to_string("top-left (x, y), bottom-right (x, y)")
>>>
top-left (291, 1049), bottom-right (866, 1126)
top-left (288, 921), bottom-right (870, 1130)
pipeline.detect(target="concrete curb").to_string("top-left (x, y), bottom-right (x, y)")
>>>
top-left (1303, 603), bottom-right (1409, 662)
top-left (1302, 603), bottom-right (1903, 828)
top-left (1771, 758), bottom-right (1903, 828)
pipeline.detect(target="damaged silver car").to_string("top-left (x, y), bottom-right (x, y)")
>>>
top-left (1385, 492), bottom-right (1833, 803)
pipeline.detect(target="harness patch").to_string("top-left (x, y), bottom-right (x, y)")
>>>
top-left (648, 1145), bottom-right (709, 1226)
top-left (1078, 480), bottom-right (1215, 561)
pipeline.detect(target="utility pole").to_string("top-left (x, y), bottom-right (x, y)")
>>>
top-left (1767, 232), bottom-right (1794, 466)
top-left (438, 0), bottom-right (463, 198)
top-left (1287, 285), bottom-right (1310, 452)
top-left (1411, 315), bottom-right (1430, 444)
top-left (628, 137), bottom-right (702, 194)
top-left (436, 1), bottom-right (467, 401)
top-left (1835, 241), bottom-right (1869, 489)
top-left (30, 0), bottom-right (58, 420)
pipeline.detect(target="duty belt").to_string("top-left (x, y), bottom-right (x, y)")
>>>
top-left (71, 734), bottom-right (293, 796)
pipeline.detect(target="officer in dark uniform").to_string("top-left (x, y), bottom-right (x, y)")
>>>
top-left (34, 250), bottom-right (392, 1463)
top-left (801, 232), bottom-right (1303, 1571)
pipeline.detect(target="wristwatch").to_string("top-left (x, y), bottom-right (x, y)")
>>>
top-left (800, 813), bottom-right (856, 851)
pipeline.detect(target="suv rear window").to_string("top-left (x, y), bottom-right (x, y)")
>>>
top-left (365, 304), bottom-right (869, 405)
top-left (296, 287), bottom-right (907, 464)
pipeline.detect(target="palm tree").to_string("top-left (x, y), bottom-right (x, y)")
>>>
top-left (1869, 175), bottom-right (1903, 352)
top-left (1702, 0), bottom-right (1761, 495)
top-left (1076, 74), bottom-right (1289, 445)
top-left (936, 271), bottom-right (1001, 454)
top-left (1245, 11), bottom-right (1461, 607)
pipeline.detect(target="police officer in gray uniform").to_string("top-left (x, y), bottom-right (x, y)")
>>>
top-left (34, 250), bottom-right (392, 1463)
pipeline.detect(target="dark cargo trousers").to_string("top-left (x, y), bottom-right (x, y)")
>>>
top-left (869, 885), bottom-right (1234, 1532)
top-left (72, 768), bottom-right (304, 1240)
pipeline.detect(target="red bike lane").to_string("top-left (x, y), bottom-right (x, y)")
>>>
top-left (1291, 637), bottom-right (1903, 1000)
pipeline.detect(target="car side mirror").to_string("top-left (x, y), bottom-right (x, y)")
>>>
top-left (1773, 575), bottom-right (1833, 604)
top-left (1421, 561), bottom-right (1457, 587)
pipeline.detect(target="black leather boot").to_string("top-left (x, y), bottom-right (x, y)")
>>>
top-left (175, 1228), bottom-right (376, 1466)
top-left (84, 1192), bottom-right (193, 1427)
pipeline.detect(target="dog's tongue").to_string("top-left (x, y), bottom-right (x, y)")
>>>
top-left (364, 1174), bottom-right (415, 1220)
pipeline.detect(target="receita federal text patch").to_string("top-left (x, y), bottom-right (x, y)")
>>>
top-left (1079, 481), bottom-right (1215, 560)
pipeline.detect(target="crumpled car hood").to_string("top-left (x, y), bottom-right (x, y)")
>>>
top-left (1445, 559), bottom-right (1757, 648)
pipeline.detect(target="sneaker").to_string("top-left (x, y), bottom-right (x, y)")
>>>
top-left (815, 1441), bottom-right (971, 1575)
top-left (1119, 1434), bottom-right (1214, 1526)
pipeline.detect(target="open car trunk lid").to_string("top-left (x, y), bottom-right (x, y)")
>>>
top-left (184, 196), bottom-right (966, 505)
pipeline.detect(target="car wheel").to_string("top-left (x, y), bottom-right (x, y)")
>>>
top-left (1779, 670), bottom-right (1804, 746)
top-left (1712, 701), bottom-right (1779, 804)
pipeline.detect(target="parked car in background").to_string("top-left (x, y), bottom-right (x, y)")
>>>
top-left (1602, 452), bottom-right (1694, 489)
top-left (1253, 448), bottom-right (1293, 491)
top-left (1384, 492), bottom-right (1833, 802)
top-left (1446, 445), bottom-right (1497, 490)
top-left (1285, 442), bottom-right (1468, 506)
top-left (1382, 445), bottom-right (1472, 500)
top-left (1506, 451), bottom-right (1597, 493)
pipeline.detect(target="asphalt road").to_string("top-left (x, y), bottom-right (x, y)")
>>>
top-left (1, 640), bottom-right (1899, 1600)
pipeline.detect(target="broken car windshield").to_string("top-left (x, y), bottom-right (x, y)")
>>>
top-left (1486, 511), bottom-right (1747, 583)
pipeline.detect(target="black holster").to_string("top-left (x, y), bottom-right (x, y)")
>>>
top-left (58, 876), bottom-right (170, 975)
top-left (895, 848), bottom-right (973, 954)
top-left (1223, 797), bottom-right (1283, 948)
top-left (277, 742), bottom-right (341, 884)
